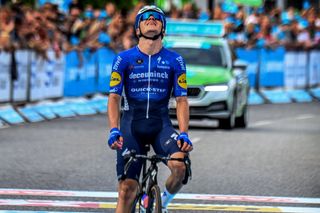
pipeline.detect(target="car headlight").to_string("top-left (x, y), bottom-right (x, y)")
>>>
top-left (204, 85), bottom-right (229, 92)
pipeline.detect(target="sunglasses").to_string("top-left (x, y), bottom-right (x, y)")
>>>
top-left (140, 11), bottom-right (162, 21)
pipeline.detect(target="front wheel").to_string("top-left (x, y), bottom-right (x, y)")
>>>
top-left (146, 185), bottom-right (162, 213)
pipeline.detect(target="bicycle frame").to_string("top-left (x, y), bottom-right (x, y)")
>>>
top-left (139, 153), bottom-right (165, 199)
top-left (124, 145), bottom-right (191, 213)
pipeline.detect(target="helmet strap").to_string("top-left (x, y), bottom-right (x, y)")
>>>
top-left (138, 26), bottom-right (164, 40)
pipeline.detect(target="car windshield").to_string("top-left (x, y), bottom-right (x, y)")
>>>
top-left (169, 46), bottom-right (225, 67)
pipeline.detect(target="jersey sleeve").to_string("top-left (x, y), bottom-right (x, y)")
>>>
top-left (172, 55), bottom-right (188, 97)
top-left (109, 54), bottom-right (127, 95)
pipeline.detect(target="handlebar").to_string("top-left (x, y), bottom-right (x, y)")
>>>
top-left (123, 150), bottom-right (186, 175)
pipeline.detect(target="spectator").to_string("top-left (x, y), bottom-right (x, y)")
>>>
top-left (198, 9), bottom-right (211, 22)
top-left (256, 15), bottom-right (278, 48)
top-left (119, 27), bottom-right (137, 51)
top-left (105, 2), bottom-right (116, 23)
top-left (169, 5), bottom-right (181, 19)
top-left (181, 3), bottom-right (197, 19)
top-left (245, 23), bottom-right (258, 48)
top-left (68, 0), bottom-right (83, 12)
top-left (213, 3), bottom-right (223, 20)
top-left (84, 8), bottom-right (105, 50)
top-left (245, 8), bottom-right (260, 25)
top-left (314, 14), bottom-right (320, 45)
top-left (0, 7), bottom-right (14, 51)
top-left (1, 1), bottom-right (319, 55)
top-left (126, 2), bottom-right (145, 27)
top-left (297, 20), bottom-right (313, 49)
top-left (64, 6), bottom-right (82, 51)
top-left (277, 20), bottom-right (294, 48)
top-left (107, 11), bottom-right (126, 51)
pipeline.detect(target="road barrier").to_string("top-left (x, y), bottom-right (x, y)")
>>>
top-left (235, 47), bottom-right (320, 104)
top-left (0, 46), bottom-right (320, 126)
top-left (0, 47), bottom-right (115, 102)
top-left (0, 48), bottom-right (112, 126)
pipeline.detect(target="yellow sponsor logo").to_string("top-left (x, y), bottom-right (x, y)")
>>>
top-left (110, 72), bottom-right (121, 87)
top-left (177, 73), bottom-right (187, 89)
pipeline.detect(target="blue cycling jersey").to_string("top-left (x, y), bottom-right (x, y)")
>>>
top-left (110, 46), bottom-right (188, 181)
top-left (109, 46), bottom-right (187, 118)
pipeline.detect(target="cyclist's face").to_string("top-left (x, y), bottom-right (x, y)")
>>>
top-left (139, 12), bottom-right (163, 36)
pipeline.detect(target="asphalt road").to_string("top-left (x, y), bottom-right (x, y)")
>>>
top-left (0, 102), bottom-right (319, 212)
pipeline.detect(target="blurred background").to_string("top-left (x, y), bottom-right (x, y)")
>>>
top-left (0, 1), bottom-right (319, 212)
top-left (1, 0), bottom-right (320, 56)
top-left (0, 0), bottom-right (320, 111)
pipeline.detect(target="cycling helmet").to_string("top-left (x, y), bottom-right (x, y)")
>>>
top-left (135, 5), bottom-right (166, 40)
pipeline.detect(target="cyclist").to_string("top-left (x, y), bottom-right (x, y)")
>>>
top-left (107, 5), bottom-right (193, 213)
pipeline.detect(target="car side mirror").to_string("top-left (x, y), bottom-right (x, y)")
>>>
top-left (233, 60), bottom-right (247, 70)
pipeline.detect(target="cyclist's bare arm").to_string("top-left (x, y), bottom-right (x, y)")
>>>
top-left (176, 96), bottom-right (192, 152)
top-left (176, 96), bottom-right (189, 133)
top-left (107, 93), bottom-right (123, 149)
top-left (108, 93), bottom-right (121, 129)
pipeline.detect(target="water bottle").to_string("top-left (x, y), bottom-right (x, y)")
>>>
top-left (141, 193), bottom-right (149, 209)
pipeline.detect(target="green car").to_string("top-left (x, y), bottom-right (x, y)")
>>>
top-left (164, 21), bottom-right (249, 129)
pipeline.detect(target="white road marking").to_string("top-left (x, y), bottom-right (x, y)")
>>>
top-left (0, 189), bottom-right (319, 204)
top-left (251, 120), bottom-right (273, 127)
top-left (191, 137), bottom-right (201, 143)
top-left (0, 200), bottom-right (320, 213)
top-left (251, 113), bottom-right (317, 127)
top-left (0, 211), bottom-right (96, 213)
top-left (295, 114), bottom-right (314, 120)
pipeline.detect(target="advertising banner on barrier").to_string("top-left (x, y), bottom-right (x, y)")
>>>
top-left (64, 48), bottom-right (115, 96)
top-left (31, 50), bottom-right (65, 101)
top-left (64, 50), bottom-right (86, 97)
top-left (308, 50), bottom-right (320, 87)
top-left (83, 49), bottom-right (98, 95)
top-left (259, 47), bottom-right (285, 87)
top-left (284, 51), bottom-right (296, 89)
top-left (30, 52), bottom-right (45, 101)
top-left (235, 48), bottom-right (259, 88)
top-left (97, 47), bottom-right (114, 93)
top-left (0, 52), bottom-right (11, 102)
top-left (285, 51), bottom-right (308, 89)
top-left (13, 50), bottom-right (29, 102)
top-left (296, 52), bottom-right (308, 88)
top-left (45, 50), bottom-right (64, 99)
top-left (166, 21), bottom-right (224, 37)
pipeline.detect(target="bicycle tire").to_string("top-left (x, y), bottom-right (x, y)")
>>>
top-left (146, 185), bottom-right (162, 213)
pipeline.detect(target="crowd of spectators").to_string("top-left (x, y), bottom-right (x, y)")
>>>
top-left (0, 1), bottom-right (320, 60)
top-left (213, 3), bottom-right (320, 50)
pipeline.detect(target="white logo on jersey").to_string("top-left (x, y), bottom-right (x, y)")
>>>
top-left (129, 71), bottom-right (168, 79)
top-left (176, 56), bottom-right (186, 71)
top-left (113, 56), bottom-right (122, 70)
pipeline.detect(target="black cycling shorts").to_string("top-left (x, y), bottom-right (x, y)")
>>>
top-left (116, 108), bottom-right (181, 181)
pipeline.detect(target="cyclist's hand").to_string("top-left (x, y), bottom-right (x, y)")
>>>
top-left (108, 127), bottom-right (123, 150)
top-left (177, 132), bottom-right (193, 152)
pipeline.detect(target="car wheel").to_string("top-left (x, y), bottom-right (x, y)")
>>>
top-left (218, 112), bottom-right (235, 129)
top-left (235, 105), bottom-right (248, 128)
top-left (219, 94), bottom-right (236, 129)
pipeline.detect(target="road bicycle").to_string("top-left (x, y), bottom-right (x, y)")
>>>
top-left (124, 144), bottom-right (192, 213)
